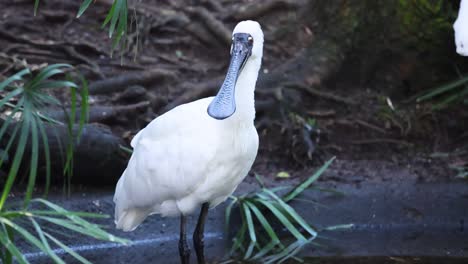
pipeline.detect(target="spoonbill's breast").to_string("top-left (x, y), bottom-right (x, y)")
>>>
top-left (114, 97), bottom-right (259, 221)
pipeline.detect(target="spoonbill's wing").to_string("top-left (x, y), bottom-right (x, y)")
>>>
top-left (114, 98), bottom-right (219, 229)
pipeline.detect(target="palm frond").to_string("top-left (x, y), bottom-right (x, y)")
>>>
top-left (0, 199), bottom-right (128, 264)
top-left (0, 64), bottom-right (88, 209)
top-left (226, 157), bottom-right (336, 262)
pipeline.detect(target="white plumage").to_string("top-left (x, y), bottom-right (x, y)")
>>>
top-left (454, 0), bottom-right (468, 56)
top-left (114, 21), bottom-right (264, 232)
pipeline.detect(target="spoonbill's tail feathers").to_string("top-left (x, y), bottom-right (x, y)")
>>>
top-left (115, 207), bottom-right (149, 232)
top-left (114, 182), bottom-right (148, 232)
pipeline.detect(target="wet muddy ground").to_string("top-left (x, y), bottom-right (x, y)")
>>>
top-left (22, 177), bottom-right (467, 263)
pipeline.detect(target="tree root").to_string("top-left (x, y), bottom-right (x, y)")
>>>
top-left (89, 69), bottom-right (176, 95)
top-left (226, 0), bottom-right (298, 20)
top-left (0, 27), bottom-right (107, 78)
top-left (161, 76), bottom-right (223, 112)
top-left (286, 82), bottom-right (358, 105)
top-left (184, 6), bottom-right (232, 46)
top-left (348, 138), bottom-right (412, 146)
top-left (45, 101), bottom-right (150, 124)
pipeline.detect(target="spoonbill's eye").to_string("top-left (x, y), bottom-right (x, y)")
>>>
top-left (248, 36), bottom-right (253, 44)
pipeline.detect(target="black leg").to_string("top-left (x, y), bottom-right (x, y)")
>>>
top-left (179, 215), bottom-right (190, 264)
top-left (193, 203), bottom-right (209, 264)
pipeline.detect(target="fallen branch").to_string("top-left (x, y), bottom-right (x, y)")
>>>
top-left (306, 109), bottom-right (336, 117)
top-left (348, 138), bottom-right (412, 146)
top-left (45, 101), bottom-right (150, 124)
top-left (89, 69), bottom-right (176, 95)
top-left (161, 76), bottom-right (223, 112)
top-left (63, 46), bottom-right (105, 79)
top-left (286, 82), bottom-right (358, 105)
top-left (355, 119), bottom-right (387, 134)
top-left (184, 21), bottom-right (220, 45)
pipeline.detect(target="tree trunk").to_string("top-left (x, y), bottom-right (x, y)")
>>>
top-left (0, 121), bottom-right (129, 186)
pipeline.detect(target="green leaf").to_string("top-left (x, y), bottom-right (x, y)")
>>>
top-left (276, 171), bottom-right (290, 178)
top-left (257, 199), bottom-right (306, 242)
top-left (30, 218), bottom-right (65, 264)
top-left (264, 189), bottom-right (317, 238)
top-left (245, 201), bottom-right (280, 244)
top-left (34, 80), bottom-right (78, 90)
top-left (101, 0), bottom-right (128, 55)
top-left (323, 223), bottom-right (354, 231)
top-left (417, 75), bottom-right (468, 102)
top-left (0, 112), bottom-right (31, 210)
top-left (35, 199), bottom-right (109, 218)
top-left (77, 0), bottom-right (94, 18)
top-left (0, 113), bottom-right (21, 169)
top-left (37, 122), bottom-right (51, 197)
top-left (0, 89), bottom-right (23, 109)
top-left (251, 240), bottom-right (278, 260)
top-left (290, 198), bottom-right (327, 208)
top-left (23, 116), bottom-right (39, 206)
top-left (225, 197), bottom-right (237, 236)
top-left (38, 217), bottom-right (104, 240)
top-left (268, 239), bottom-right (310, 264)
top-left (28, 64), bottom-right (72, 89)
top-left (242, 203), bottom-right (256, 259)
top-left (45, 232), bottom-right (92, 264)
top-left (108, 0), bottom-right (123, 38)
top-left (283, 157), bottom-right (335, 202)
top-left (244, 241), bottom-right (256, 260)
top-left (263, 238), bottom-right (310, 264)
top-left (34, 199), bottom-right (128, 244)
top-left (230, 221), bottom-right (247, 255)
top-left (34, 0), bottom-right (40, 16)
top-left (2, 209), bottom-right (108, 219)
top-left (0, 218), bottom-right (51, 258)
top-left (254, 173), bottom-right (265, 188)
top-left (113, 0), bottom-right (127, 44)
top-left (0, 68), bottom-right (30, 91)
top-left (0, 228), bottom-right (28, 264)
top-left (102, 1), bottom-right (117, 27)
top-left (78, 74), bottom-right (89, 136)
top-left (69, 85), bottom-right (77, 129)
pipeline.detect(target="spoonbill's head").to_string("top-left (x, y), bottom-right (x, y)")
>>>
top-left (208, 20), bottom-right (264, 120)
top-left (232, 20), bottom-right (264, 61)
top-left (454, 0), bottom-right (468, 56)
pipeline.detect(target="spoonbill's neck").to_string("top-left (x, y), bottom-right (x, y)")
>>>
top-left (233, 57), bottom-right (262, 122)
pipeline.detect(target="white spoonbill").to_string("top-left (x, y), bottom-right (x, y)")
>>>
top-left (454, 0), bottom-right (468, 56)
top-left (113, 20), bottom-right (263, 263)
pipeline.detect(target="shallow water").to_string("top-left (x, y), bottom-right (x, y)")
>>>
top-left (20, 181), bottom-right (468, 263)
